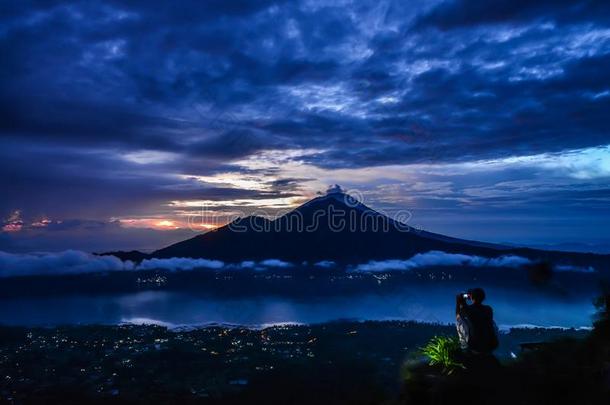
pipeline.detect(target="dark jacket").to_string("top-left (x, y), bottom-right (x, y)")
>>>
top-left (459, 303), bottom-right (498, 353)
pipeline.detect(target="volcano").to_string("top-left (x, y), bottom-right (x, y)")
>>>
top-left (109, 188), bottom-right (607, 268)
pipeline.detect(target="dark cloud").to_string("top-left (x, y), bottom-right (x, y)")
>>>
top-left (1, 0), bottom-right (609, 250)
top-left (416, 0), bottom-right (610, 30)
top-left (188, 129), bottom-right (285, 159)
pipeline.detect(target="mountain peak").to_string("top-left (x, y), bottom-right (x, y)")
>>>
top-left (322, 185), bottom-right (367, 208)
top-left (326, 184), bottom-right (344, 195)
top-left (300, 187), bottom-right (368, 213)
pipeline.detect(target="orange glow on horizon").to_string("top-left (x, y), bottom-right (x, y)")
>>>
top-left (117, 217), bottom-right (220, 231)
top-left (155, 220), bottom-right (176, 228)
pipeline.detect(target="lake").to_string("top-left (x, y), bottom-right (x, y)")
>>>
top-left (0, 284), bottom-right (597, 328)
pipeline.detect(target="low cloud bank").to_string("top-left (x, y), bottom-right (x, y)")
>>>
top-left (555, 264), bottom-right (595, 273)
top-left (0, 250), bottom-right (597, 277)
top-left (138, 257), bottom-right (224, 271)
top-left (259, 259), bottom-right (293, 268)
top-left (0, 250), bottom-right (134, 277)
top-left (0, 251), bottom-right (298, 277)
top-left (353, 251), bottom-right (532, 272)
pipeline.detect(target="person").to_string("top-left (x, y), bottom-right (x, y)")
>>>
top-left (456, 288), bottom-right (499, 354)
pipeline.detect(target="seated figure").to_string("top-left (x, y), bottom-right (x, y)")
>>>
top-left (456, 288), bottom-right (499, 354)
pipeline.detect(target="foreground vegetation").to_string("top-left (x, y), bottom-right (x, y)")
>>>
top-left (403, 294), bottom-right (610, 405)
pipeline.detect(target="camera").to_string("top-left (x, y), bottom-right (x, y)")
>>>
top-left (462, 293), bottom-right (470, 299)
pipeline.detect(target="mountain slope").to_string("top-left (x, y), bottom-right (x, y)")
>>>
top-left (150, 191), bottom-right (533, 263)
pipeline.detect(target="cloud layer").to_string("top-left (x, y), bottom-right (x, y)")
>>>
top-left (138, 257), bottom-right (225, 271)
top-left (0, 249), bottom-right (595, 278)
top-left (353, 251), bottom-right (532, 272)
top-left (0, 250), bottom-right (134, 277)
top-left (0, 251), bottom-right (296, 277)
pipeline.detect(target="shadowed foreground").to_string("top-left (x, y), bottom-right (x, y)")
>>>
top-left (402, 294), bottom-right (610, 405)
top-left (0, 320), bottom-right (595, 404)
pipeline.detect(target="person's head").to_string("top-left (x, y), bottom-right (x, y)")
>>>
top-left (468, 288), bottom-right (486, 304)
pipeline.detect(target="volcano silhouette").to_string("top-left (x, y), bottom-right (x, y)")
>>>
top-left (150, 189), bottom-right (512, 263)
top-left (103, 189), bottom-right (609, 269)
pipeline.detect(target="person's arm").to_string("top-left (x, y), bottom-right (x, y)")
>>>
top-left (456, 294), bottom-right (467, 318)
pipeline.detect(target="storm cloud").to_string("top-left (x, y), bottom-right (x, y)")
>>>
top-left (1, 0), bottom-right (609, 251)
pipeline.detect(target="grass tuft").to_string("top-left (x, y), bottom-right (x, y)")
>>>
top-left (420, 335), bottom-right (465, 375)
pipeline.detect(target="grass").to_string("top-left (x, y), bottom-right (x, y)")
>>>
top-left (419, 335), bottom-right (465, 375)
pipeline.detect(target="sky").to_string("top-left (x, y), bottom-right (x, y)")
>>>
top-left (1, 0), bottom-right (610, 253)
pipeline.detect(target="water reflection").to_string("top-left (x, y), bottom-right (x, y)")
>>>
top-left (0, 286), bottom-right (596, 328)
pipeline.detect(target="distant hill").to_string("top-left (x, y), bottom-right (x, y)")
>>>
top-left (97, 250), bottom-right (150, 262)
top-left (103, 190), bottom-right (610, 270)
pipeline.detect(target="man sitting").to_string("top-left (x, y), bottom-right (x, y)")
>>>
top-left (456, 288), bottom-right (499, 354)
